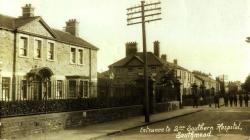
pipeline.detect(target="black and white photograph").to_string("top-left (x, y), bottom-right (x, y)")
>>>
top-left (0, 0), bottom-right (250, 140)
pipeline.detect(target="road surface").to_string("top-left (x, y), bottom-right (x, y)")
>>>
top-left (97, 107), bottom-right (250, 140)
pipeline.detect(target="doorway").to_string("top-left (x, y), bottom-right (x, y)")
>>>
top-left (27, 67), bottom-right (53, 100)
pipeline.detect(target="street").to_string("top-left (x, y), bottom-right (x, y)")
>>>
top-left (96, 107), bottom-right (250, 140)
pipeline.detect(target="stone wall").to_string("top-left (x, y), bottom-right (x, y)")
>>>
top-left (154, 101), bottom-right (180, 113)
top-left (15, 32), bottom-right (93, 78)
top-left (0, 29), bottom-right (14, 101)
top-left (0, 101), bottom-right (179, 139)
top-left (0, 29), bottom-right (14, 77)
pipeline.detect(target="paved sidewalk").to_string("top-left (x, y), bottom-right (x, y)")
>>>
top-left (19, 107), bottom-right (203, 140)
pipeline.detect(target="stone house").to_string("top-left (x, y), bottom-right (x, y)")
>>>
top-left (0, 4), bottom-right (98, 101)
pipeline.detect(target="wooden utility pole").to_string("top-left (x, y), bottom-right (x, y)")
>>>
top-left (127, 1), bottom-right (162, 123)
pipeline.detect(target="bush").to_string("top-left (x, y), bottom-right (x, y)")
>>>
top-left (0, 96), bottom-right (143, 117)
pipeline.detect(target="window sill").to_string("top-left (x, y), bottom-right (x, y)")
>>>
top-left (34, 57), bottom-right (42, 60)
top-left (18, 55), bottom-right (30, 59)
top-left (77, 63), bottom-right (84, 66)
top-left (47, 59), bottom-right (55, 62)
top-left (70, 62), bottom-right (77, 65)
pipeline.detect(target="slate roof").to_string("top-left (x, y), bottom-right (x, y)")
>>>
top-left (164, 61), bottom-right (189, 71)
top-left (193, 73), bottom-right (215, 83)
top-left (15, 16), bottom-right (40, 28)
top-left (0, 14), bottom-right (98, 50)
top-left (52, 29), bottom-right (97, 50)
top-left (109, 52), bottom-right (163, 68)
top-left (0, 14), bottom-right (15, 29)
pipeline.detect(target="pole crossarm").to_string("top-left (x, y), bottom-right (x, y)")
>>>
top-left (144, 2), bottom-right (161, 7)
top-left (127, 13), bottom-right (161, 21)
top-left (127, 18), bottom-right (162, 26)
top-left (127, 8), bottom-right (161, 15)
top-left (127, 5), bottom-right (141, 11)
top-left (126, 1), bottom-right (161, 11)
top-left (145, 18), bottom-right (162, 23)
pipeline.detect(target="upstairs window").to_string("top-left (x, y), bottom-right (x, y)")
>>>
top-left (19, 37), bottom-right (28, 56)
top-left (47, 42), bottom-right (54, 60)
top-left (128, 68), bottom-right (133, 72)
top-left (78, 49), bottom-right (83, 64)
top-left (70, 48), bottom-right (76, 64)
top-left (151, 67), bottom-right (156, 70)
top-left (34, 39), bottom-right (42, 58)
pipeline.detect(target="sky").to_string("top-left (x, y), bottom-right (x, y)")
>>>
top-left (1, 0), bottom-right (250, 82)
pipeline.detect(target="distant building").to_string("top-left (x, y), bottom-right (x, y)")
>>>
top-left (0, 4), bottom-right (98, 101)
top-left (167, 60), bottom-right (195, 95)
top-left (227, 81), bottom-right (242, 94)
top-left (102, 40), bottom-right (219, 97)
top-left (193, 71), bottom-right (219, 93)
top-left (105, 41), bottom-right (196, 96)
top-left (108, 41), bottom-right (165, 85)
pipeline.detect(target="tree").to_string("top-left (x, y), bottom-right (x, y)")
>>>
top-left (228, 82), bottom-right (238, 94)
top-left (157, 68), bottom-right (176, 86)
top-left (243, 74), bottom-right (250, 93)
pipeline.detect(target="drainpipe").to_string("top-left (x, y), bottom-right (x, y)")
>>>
top-left (89, 49), bottom-right (92, 97)
top-left (12, 29), bottom-right (17, 101)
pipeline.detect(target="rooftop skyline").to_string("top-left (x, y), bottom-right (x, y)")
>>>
top-left (1, 0), bottom-right (250, 82)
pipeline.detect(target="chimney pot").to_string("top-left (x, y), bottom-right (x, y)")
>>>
top-left (161, 54), bottom-right (167, 62)
top-left (22, 4), bottom-right (35, 18)
top-left (65, 19), bottom-right (79, 37)
top-left (125, 42), bottom-right (138, 57)
top-left (174, 59), bottom-right (178, 65)
top-left (153, 41), bottom-right (160, 57)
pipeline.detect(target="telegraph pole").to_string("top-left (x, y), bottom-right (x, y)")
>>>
top-left (127, 1), bottom-right (162, 123)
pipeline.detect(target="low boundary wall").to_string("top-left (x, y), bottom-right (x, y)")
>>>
top-left (0, 101), bottom-right (180, 139)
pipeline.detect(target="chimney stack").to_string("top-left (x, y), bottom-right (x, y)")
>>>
top-left (125, 42), bottom-right (138, 57)
top-left (161, 54), bottom-right (167, 62)
top-left (174, 59), bottom-right (178, 65)
top-left (22, 4), bottom-right (35, 18)
top-left (65, 19), bottom-right (79, 37)
top-left (153, 41), bottom-right (160, 57)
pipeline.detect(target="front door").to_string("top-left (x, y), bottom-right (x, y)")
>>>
top-left (31, 78), bottom-right (51, 100)
top-left (32, 80), bottom-right (42, 100)
top-left (42, 79), bottom-right (51, 99)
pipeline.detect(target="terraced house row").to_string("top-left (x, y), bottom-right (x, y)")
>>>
top-left (0, 4), bottom-right (98, 101)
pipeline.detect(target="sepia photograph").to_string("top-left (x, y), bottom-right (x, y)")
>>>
top-left (0, 0), bottom-right (250, 140)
